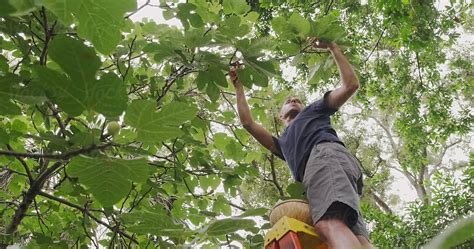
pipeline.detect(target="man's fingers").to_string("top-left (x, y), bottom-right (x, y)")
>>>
top-left (308, 37), bottom-right (335, 47)
top-left (313, 39), bottom-right (325, 47)
top-left (308, 37), bottom-right (318, 43)
top-left (229, 62), bottom-right (244, 80)
top-left (229, 67), bottom-right (238, 76)
top-left (230, 61), bottom-right (244, 68)
top-left (309, 37), bottom-right (323, 47)
top-left (228, 68), bottom-right (239, 84)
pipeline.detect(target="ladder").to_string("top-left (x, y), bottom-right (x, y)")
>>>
top-left (264, 216), bottom-right (328, 249)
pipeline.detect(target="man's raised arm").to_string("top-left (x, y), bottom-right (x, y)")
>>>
top-left (313, 41), bottom-right (360, 109)
top-left (229, 67), bottom-right (279, 154)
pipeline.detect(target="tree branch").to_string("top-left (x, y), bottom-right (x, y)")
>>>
top-left (38, 191), bottom-right (138, 244)
top-left (428, 139), bottom-right (463, 177)
top-left (368, 188), bottom-right (393, 215)
top-left (368, 114), bottom-right (400, 158)
top-left (387, 164), bottom-right (416, 186)
top-left (0, 143), bottom-right (116, 160)
top-left (5, 161), bottom-right (61, 235)
top-left (4, 143), bottom-right (115, 235)
top-left (38, 8), bottom-right (57, 65)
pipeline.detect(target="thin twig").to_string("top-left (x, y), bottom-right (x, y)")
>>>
top-left (220, 91), bottom-right (238, 114)
top-left (226, 234), bottom-right (232, 248)
top-left (47, 102), bottom-right (67, 138)
top-left (6, 144), bottom-right (34, 183)
top-left (1, 165), bottom-right (28, 177)
top-left (156, 66), bottom-right (197, 103)
top-left (198, 115), bottom-right (248, 148)
top-left (13, 47), bottom-right (33, 74)
top-left (122, 35), bottom-right (138, 81)
top-left (229, 49), bottom-right (238, 65)
top-left (203, 26), bottom-right (213, 37)
top-left (266, 154), bottom-right (285, 197)
top-left (228, 202), bottom-right (246, 211)
top-left (363, 28), bottom-right (385, 64)
top-left (119, 184), bottom-right (135, 213)
top-left (81, 216), bottom-right (98, 248)
top-left (100, 52), bottom-right (146, 71)
top-left (324, 0), bottom-right (335, 15)
top-left (129, 187), bottom-right (153, 212)
top-left (125, 0), bottom-right (151, 19)
top-left (33, 197), bottom-right (50, 233)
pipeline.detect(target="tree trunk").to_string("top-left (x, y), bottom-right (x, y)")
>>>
top-left (369, 189), bottom-right (394, 215)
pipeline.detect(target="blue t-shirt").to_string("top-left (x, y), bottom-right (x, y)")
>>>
top-left (273, 91), bottom-right (343, 181)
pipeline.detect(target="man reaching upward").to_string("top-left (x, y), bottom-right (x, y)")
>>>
top-left (230, 40), bottom-right (372, 249)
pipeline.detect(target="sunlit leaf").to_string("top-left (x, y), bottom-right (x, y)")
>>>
top-left (204, 218), bottom-right (256, 236)
top-left (43, 0), bottom-right (80, 25)
top-left (0, 0), bottom-right (37, 16)
top-left (75, 0), bottom-right (136, 54)
top-left (68, 156), bottom-right (149, 207)
top-left (125, 100), bottom-right (198, 144)
top-left (222, 0), bottom-right (251, 15)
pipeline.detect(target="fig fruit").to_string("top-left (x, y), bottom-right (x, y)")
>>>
top-left (107, 121), bottom-right (121, 136)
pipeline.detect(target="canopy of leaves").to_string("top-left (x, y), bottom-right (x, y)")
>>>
top-left (0, 0), bottom-right (472, 248)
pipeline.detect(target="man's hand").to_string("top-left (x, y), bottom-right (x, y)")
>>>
top-left (309, 38), bottom-right (359, 109)
top-left (309, 38), bottom-right (337, 51)
top-left (229, 66), bottom-right (243, 88)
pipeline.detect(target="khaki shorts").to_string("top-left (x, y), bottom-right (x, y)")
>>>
top-left (303, 141), bottom-right (369, 239)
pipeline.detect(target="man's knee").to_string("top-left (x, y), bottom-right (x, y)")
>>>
top-left (314, 218), bottom-right (348, 235)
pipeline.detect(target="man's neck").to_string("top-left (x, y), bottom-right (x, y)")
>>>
top-left (284, 117), bottom-right (296, 127)
top-left (283, 110), bottom-right (299, 126)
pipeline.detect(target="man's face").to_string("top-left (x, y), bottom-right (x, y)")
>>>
top-left (280, 96), bottom-right (304, 120)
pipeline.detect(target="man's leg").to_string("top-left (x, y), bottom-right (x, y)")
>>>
top-left (314, 218), bottom-right (361, 249)
top-left (304, 143), bottom-right (371, 248)
top-left (356, 235), bottom-right (373, 249)
top-left (351, 210), bottom-right (373, 248)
